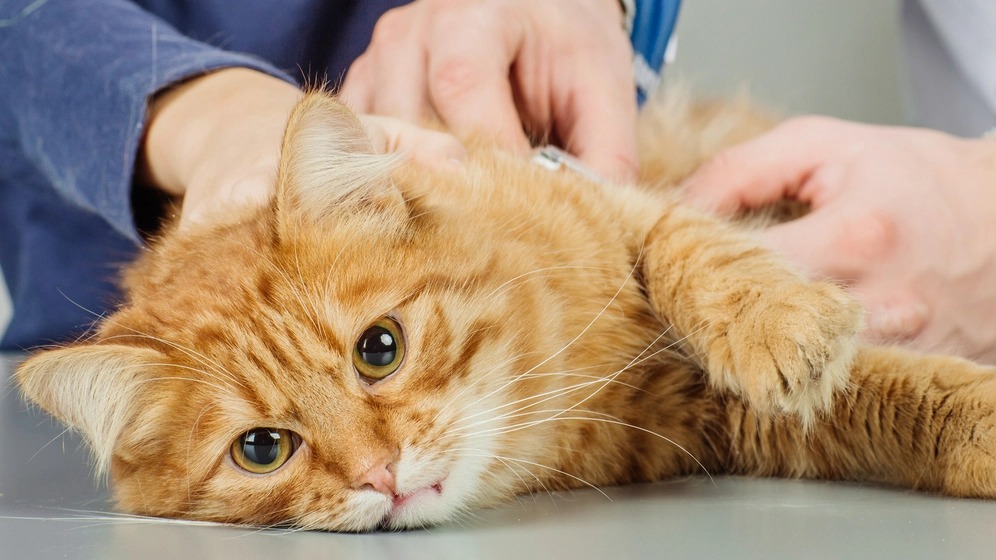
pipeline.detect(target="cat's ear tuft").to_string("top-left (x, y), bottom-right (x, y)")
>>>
top-left (16, 345), bottom-right (165, 475)
top-left (275, 92), bottom-right (407, 235)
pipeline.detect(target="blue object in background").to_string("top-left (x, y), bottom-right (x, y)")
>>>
top-left (632, 0), bottom-right (682, 104)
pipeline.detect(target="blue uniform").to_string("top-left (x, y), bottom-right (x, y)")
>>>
top-left (0, 0), bottom-right (680, 348)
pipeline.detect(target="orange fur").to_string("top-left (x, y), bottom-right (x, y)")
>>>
top-left (17, 91), bottom-right (996, 531)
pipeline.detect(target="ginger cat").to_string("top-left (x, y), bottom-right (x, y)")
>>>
top-left (16, 91), bottom-right (996, 531)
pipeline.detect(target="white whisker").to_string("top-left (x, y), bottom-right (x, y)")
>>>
top-left (452, 449), bottom-right (611, 501)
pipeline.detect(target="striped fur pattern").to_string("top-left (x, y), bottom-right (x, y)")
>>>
top-left (17, 92), bottom-right (996, 531)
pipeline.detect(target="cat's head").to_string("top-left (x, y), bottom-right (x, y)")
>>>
top-left (16, 93), bottom-right (589, 531)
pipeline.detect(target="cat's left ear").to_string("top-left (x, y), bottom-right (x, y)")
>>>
top-left (16, 344), bottom-right (165, 475)
top-left (275, 92), bottom-right (407, 236)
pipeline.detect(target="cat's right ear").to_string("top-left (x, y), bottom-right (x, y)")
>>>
top-left (275, 92), bottom-right (407, 238)
top-left (16, 344), bottom-right (164, 475)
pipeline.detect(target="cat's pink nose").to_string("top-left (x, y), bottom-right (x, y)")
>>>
top-left (353, 455), bottom-right (397, 496)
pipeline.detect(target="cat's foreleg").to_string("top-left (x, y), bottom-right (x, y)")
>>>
top-left (641, 203), bottom-right (863, 426)
top-left (726, 346), bottom-right (996, 498)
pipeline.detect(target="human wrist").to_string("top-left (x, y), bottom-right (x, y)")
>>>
top-left (140, 68), bottom-right (303, 196)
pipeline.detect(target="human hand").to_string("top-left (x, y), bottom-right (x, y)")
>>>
top-left (340, 0), bottom-right (639, 182)
top-left (141, 68), bottom-right (464, 227)
top-left (682, 116), bottom-right (996, 363)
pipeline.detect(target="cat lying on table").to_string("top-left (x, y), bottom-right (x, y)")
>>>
top-left (17, 90), bottom-right (996, 531)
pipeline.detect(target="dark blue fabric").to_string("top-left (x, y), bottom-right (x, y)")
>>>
top-left (0, 0), bottom-right (679, 349)
top-left (0, 0), bottom-right (405, 349)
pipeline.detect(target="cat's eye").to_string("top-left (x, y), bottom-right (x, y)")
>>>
top-left (353, 317), bottom-right (406, 382)
top-left (230, 428), bottom-right (297, 475)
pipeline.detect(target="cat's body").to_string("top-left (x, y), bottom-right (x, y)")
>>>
top-left (17, 92), bottom-right (996, 531)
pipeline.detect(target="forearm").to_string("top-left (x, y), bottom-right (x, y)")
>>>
top-left (0, 0), bottom-right (292, 241)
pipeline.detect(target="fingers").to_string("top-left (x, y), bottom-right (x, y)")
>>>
top-left (425, 12), bottom-right (531, 154)
top-left (343, 0), bottom-right (639, 169)
top-left (360, 114), bottom-right (467, 168)
top-left (683, 116), bottom-right (851, 215)
top-left (554, 52), bottom-right (639, 182)
top-left (338, 56), bottom-right (373, 113)
top-left (340, 8), bottom-right (436, 123)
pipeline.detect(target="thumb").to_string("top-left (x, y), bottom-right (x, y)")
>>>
top-left (179, 172), bottom-right (273, 229)
top-left (760, 203), bottom-right (875, 282)
top-left (682, 117), bottom-right (845, 215)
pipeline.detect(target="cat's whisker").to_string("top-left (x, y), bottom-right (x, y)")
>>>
top-left (130, 374), bottom-right (235, 395)
top-left (54, 291), bottom-right (248, 390)
top-left (443, 351), bottom-right (618, 433)
top-left (26, 425), bottom-right (74, 465)
top-left (0, 506), bottom-right (232, 529)
top-left (146, 361), bottom-right (243, 394)
top-left (445, 319), bottom-right (681, 433)
top-left (452, 449), bottom-right (611, 501)
top-left (444, 377), bottom-right (625, 435)
top-left (457, 249), bottom-right (645, 415)
top-left (499, 370), bottom-right (650, 392)
top-left (100, 332), bottom-right (247, 389)
top-left (428, 349), bottom-right (548, 424)
top-left (461, 407), bottom-right (625, 434)
top-left (479, 456), bottom-right (532, 500)
top-left (128, 362), bottom-right (242, 396)
top-left (475, 414), bottom-right (714, 482)
top-left (485, 265), bottom-right (621, 299)
top-left (54, 288), bottom-right (106, 333)
top-left (438, 378), bottom-right (615, 441)
top-left (1, 372), bottom-right (25, 400)
top-left (432, 252), bottom-right (663, 440)
top-left (448, 447), bottom-right (558, 503)
top-left (454, 408), bottom-right (625, 445)
top-left (186, 401), bottom-right (223, 504)
top-left (436, 360), bottom-right (613, 426)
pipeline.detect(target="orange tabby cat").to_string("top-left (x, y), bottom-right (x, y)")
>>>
top-left (17, 91), bottom-right (996, 531)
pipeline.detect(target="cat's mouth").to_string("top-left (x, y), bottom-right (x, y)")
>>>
top-left (391, 480), bottom-right (444, 511)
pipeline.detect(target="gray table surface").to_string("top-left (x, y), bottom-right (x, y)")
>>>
top-left (4, 352), bottom-right (996, 560)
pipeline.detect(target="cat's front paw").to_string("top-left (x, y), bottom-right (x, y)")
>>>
top-left (709, 281), bottom-right (862, 427)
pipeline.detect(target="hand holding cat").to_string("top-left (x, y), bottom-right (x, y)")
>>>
top-left (141, 68), bottom-right (464, 227)
top-left (339, 0), bottom-right (639, 182)
top-left (683, 116), bottom-right (996, 363)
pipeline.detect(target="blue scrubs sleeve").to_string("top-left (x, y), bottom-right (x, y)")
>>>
top-left (0, 0), bottom-right (294, 243)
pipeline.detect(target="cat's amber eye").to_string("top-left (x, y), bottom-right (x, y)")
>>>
top-left (353, 317), bottom-right (406, 382)
top-left (230, 428), bottom-right (296, 475)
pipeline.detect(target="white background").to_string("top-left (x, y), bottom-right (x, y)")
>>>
top-left (669, 0), bottom-right (905, 124)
